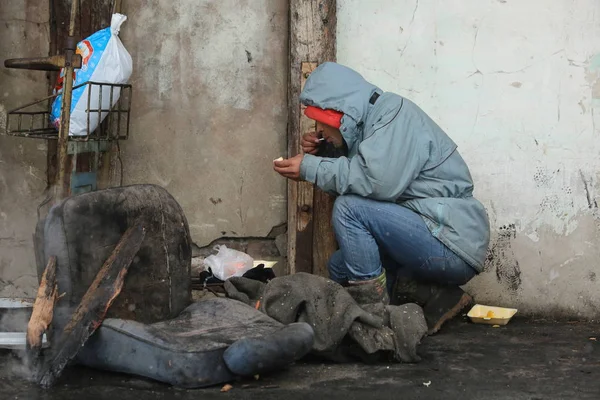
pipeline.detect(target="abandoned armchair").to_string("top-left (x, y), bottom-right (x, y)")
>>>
top-left (30, 183), bottom-right (428, 389)
top-left (274, 62), bottom-right (491, 334)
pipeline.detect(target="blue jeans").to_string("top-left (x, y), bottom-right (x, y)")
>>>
top-left (328, 195), bottom-right (477, 290)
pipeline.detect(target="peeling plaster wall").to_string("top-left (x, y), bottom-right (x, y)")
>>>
top-left (0, 1), bottom-right (49, 297)
top-left (338, 0), bottom-right (600, 317)
top-left (120, 0), bottom-right (288, 246)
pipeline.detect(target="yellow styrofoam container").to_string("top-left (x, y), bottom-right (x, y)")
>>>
top-left (467, 304), bottom-right (518, 326)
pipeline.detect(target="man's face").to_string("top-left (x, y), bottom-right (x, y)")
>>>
top-left (316, 121), bottom-right (344, 148)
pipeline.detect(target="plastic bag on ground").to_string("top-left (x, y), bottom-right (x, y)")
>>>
top-left (51, 13), bottom-right (133, 136)
top-left (203, 245), bottom-right (254, 281)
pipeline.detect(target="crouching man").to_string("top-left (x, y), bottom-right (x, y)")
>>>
top-left (274, 62), bottom-right (490, 334)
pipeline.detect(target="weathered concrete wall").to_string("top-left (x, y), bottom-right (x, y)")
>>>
top-left (0, 1), bottom-right (49, 297)
top-left (120, 0), bottom-right (288, 247)
top-left (338, 0), bottom-right (600, 317)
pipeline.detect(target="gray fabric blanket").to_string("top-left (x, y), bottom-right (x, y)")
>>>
top-left (224, 272), bottom-right (427, 363)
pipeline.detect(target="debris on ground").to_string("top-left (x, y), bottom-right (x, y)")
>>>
top-left (221, 383), bottom-right (233, 392)
top-left (1, 320), bottom-right (599, 399)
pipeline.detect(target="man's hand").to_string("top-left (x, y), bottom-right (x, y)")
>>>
top-left (301, 131), bottom-right (321, 155)
top-left (273, 154), bottom-right (304, 181)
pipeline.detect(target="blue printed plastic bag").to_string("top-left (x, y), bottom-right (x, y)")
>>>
top-left (51, 14), bottom-right (132, 136)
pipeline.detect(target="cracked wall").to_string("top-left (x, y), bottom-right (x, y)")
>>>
top-left (0, 1), bottom-right (49, 298)
top-left (338, 0), bottom-right (600, 317)
top-left (119, 0), bottom-right (288, 247)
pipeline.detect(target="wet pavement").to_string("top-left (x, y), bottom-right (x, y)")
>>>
top-left (1, 318), bottom-right (599, 400)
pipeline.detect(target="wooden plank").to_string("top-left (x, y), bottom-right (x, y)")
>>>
top-left (97, 146), bottom-right (115, 189)
top-left (37, 224), bottom-right (145, 388)
top-left (288, 0), bottom-right (338, 276)
top-left (97, 0), bottom-right (123, 189)
top-left (46, 0), bottom-right (66, 190)
top-left (288, 62), bottom-right (317, 274)
top-left (26, 256), bottom-right (58, 365)
top-left (47, 0), bottom-right (114, 194)
top-left (298, 64), bottom-right (318, 227)
top-left (311, 1), bottom-right (338, 278)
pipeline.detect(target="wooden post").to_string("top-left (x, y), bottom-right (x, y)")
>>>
top-left (47, 0), bottom-right (115, 195)
top-left (288, 0), bottom-right (338, 276)
top-left (98, 0), bottom-right (124, 190)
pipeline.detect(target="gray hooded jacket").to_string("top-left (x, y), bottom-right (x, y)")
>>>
top-left (299, 62), bottom-right (490, 272)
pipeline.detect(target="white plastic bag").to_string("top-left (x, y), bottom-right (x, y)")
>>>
top-left (51, 13), bottom-right (133, 136)
top-left (203, 245), bottom-right (254, 281)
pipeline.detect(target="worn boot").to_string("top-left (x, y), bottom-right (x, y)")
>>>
top-left (345, 272), bottom-right (390, 305)
top-left (391, 278), bottom-right (473, 335)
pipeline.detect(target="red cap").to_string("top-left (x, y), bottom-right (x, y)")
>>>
top-left (304, 106), bottom-right (343, 129)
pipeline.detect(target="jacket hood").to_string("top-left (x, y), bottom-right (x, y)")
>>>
top-left (299, 62), bottom-right (381, 149)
